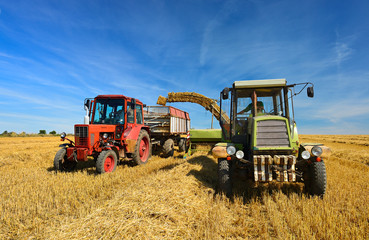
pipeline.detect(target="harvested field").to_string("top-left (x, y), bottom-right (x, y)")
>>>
top-left (0, 135), bottom-right (368, 239)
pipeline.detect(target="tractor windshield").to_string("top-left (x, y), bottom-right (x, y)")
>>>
top-left (220, 87), bottom-right (287, 140)
top-left (92, 98), bottom-right (125, 124)
top-left (235, 88), bottom-right (284, 119)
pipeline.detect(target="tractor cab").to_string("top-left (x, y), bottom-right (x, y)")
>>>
top-left (85, 95), bottom-right (143, 126)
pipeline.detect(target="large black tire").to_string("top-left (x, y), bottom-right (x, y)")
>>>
top-left (305, 161), bottom-right (327, 197)
top-left (178, 138), bottom-right (187, 153)
top-left (162, 138), bottom-right (174, 157)
top-left (54, 148), bottom-right (77, 172)
top-left (218, 158), bottom-right (232, 197)
top-left (96, 150), bottom-right (118, 173)
top-left (133, 130), bottom-right (151, 165)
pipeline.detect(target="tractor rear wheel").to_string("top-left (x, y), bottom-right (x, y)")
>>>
top-left (133, 130), bottom-right (151, 165)
top-left (96, 150), bottom-right (118, 173)
top-left (163, 138), bottom-right (174, 157)
top-left (54, 148), bottom-right (77, 172)
top-left (218, 158), bottom-right (232, 198)
top-left (304, 161), bottom-right (327, 197)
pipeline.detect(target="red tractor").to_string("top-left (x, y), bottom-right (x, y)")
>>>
top-left (54, 95), bottom-right (151, 173)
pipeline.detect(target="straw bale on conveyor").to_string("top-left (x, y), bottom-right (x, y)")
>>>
top-left (157, 92), bottom-right (230, 123)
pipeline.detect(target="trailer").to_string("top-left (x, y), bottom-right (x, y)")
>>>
top-left (144, 106), bottom-right (190, 157)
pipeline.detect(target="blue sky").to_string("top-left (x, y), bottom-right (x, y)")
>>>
top-left (0, 0), bottom-right (368, 134)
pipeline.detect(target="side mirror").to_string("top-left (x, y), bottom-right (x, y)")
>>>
top-left (84, 99), bottom-right (90, 110)
top-left (221, 88), bottom-right (229, 100)
top-left (307, 86), bottom-right (314, 98)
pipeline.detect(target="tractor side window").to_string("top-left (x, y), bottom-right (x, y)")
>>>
top-left (235, 97), bottom-right (252, 136)
top-left (236, 97), bottom-right (253, 117)
top-left (136, 105), bottom-right (143, 124)
top-left (127, 102), bottom-right (135, 123)
top-left (93, 101), bottom-right (104, 124)
top-left (220, 96), bottom-right (231, 140)
top-left (275, 91), bottom-right (284, 116)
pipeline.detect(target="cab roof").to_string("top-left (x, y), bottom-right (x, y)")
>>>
top-left (95, 95), bottom-right (143, 104)
top-left (234, 79), bottom-right (286, 89)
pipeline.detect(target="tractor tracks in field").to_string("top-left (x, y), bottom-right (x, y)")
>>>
top-left (44, 153), bottom-right (217, 239)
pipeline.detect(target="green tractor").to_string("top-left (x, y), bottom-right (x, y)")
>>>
top-left (212, 79), bottom-right (329, 198)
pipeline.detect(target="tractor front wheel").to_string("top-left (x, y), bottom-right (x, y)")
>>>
top-left (96, 150), bottom-right (118, 173)
top-left (218, 158), bottom-right (233, 198)
top-left (304, 161), bottom-right (327, 197)
top-left (54, 148), bottom-right (77, 172)
top-left (133, 130), bottom-right (151, 165)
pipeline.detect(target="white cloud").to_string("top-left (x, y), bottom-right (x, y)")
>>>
top-left (311, 98), bottom-right (369, 123)
top-left (335, 42), bottom-right (353, 66)
top-left (0, 86), bottom-right (80, 112)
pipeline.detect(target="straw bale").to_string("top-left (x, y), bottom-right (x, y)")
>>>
top-left (159, 92), bottom-right (230, 123)
top-left (157, 95), bottom-right (167, 105)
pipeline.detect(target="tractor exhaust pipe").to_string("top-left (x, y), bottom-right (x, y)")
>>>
top-left (84, 99), bottom-right (90, 124)
top-left (84, 112), bottom-right (89, 124)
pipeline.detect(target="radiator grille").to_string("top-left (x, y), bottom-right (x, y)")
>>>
top-left (256, 120), bottom-right (290, 147)
top-left (75, 126), bottom-right (88, 146)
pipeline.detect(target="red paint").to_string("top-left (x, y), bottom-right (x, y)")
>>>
top-left (67, 148), bottom-right (75, 160)
top-left (77, 148), bottom-right (88, 161)
top-left (104, 155), bottom-right (115, 172)
top-left (168, 106), bottom-right (190, 120)
top-left (227, 156), bottom-right (231, 161)
top-left (139, 136), bottom-right (150, 162)
top-left (125, 125), bottom-right (142, 140)
top-left (316, 157), bottom-right (322, 162)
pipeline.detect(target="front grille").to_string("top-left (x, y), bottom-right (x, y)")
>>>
top-left (256, 120), bottom-right (290, 147)
top-left (75, 126), bottom-right (88, 146)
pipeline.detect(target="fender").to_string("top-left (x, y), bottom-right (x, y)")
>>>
top-left (59, 143), bottom-right (74, 148)
top-left (123, 125), bottom-right (143, 153)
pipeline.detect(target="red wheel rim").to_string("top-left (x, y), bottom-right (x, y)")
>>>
top-left (104, 155), bottom-right (115, 172)
top-left (139, 137), bottom-right (149, 162)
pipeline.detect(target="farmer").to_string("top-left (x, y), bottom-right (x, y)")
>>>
top-left (237, 101), bottom-right (264, 115)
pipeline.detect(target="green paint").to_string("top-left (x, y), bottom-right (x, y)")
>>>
top-left (189, 129), bottom-right (222, 142)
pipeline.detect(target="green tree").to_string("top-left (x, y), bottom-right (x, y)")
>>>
top-left (49, 130), bottom-right (57, 135)
top-left (39, 130), bottom-right (46, 135)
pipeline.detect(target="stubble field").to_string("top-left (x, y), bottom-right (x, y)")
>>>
top-left (0, 135), bottom-right (368, 239)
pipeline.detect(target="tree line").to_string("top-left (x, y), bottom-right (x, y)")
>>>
top-left (0, 130), bottom-right (60, 137)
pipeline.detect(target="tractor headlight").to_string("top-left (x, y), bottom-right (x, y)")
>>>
top-left (60, 132), bottom-right (66, 138)
top-left (235, 150), bottom-right (244, 159)
top-left (226, 145), bottom-right (236, 155)
top-left (102, 133), bottom-right (109, 139)
top-left (311, 146), bottom-right (323, 157)
top-left (301, 150), bottom-right (311, 160)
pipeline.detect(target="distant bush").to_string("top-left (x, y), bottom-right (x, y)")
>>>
top-left (39, 130), bottom-right (47, 135)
